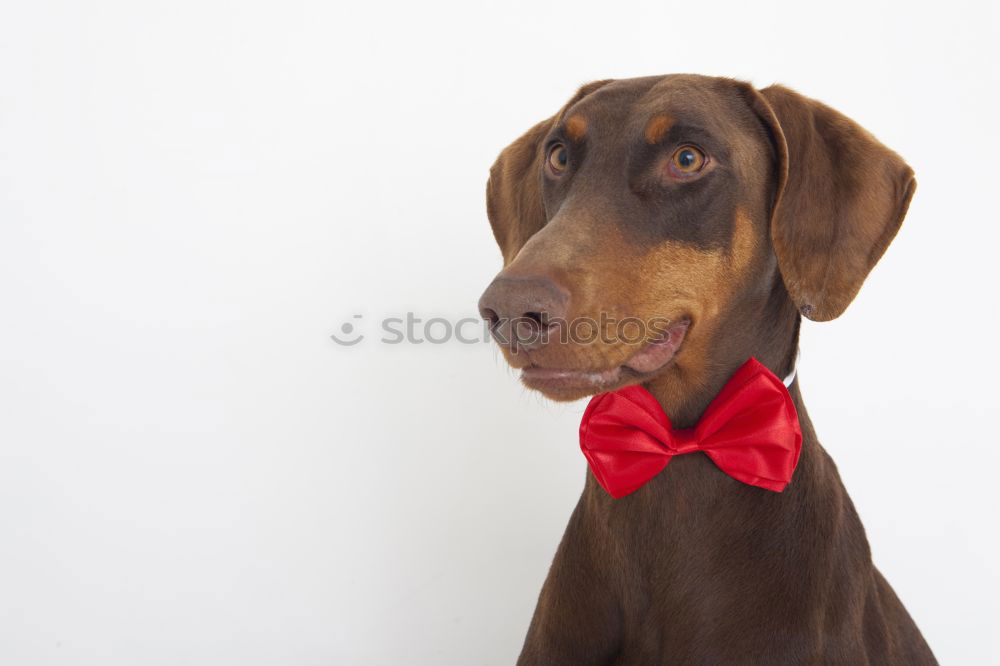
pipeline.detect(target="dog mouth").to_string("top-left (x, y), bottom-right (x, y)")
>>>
top-left (520, 319), bottom-right (690, 399)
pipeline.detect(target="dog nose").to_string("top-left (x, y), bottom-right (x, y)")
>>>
top-left (478, 275), bottom-right (570, 350)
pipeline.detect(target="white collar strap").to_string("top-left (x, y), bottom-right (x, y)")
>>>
top-left (781, 351), bottom-right (800, 388)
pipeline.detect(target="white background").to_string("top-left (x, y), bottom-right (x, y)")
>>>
top-left (1, 1), bottom-right (998, 664)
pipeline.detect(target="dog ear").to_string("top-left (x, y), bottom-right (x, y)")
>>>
top-left (486, 80), bottom-right (612, 265)
top-left (747, 85), bottom-right (916, 321)
top-left (485, 118), bottom-right (552, 265)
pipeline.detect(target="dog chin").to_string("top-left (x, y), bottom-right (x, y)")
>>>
top-left (518, 320), bottom-right (689, 402)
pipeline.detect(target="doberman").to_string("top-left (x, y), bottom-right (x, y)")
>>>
top-left (477, 75), bottom-right (935, 664)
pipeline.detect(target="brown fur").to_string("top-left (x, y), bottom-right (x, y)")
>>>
top-left (644, 114), bottom-right (674, 144)
top-left (566, 114), bottom-right (589, 141)
top-left (480, 75), bottom-right (934, 664)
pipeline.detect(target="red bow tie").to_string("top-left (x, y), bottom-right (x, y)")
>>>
top-left (579, 358), bottom-right (802, 498)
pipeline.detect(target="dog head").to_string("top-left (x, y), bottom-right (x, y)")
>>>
top-left (479, 75), bottom-right (914, 403)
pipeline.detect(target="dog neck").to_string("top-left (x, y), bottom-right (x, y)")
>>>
top-left (621, 275), bottom-right (842, 525)
top-left (643, 275), bottom-right (801, 429)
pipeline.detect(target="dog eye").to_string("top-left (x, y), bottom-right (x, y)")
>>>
top-left (547, 143), bottom-right (568, 174)
top-left (669, 145), bottom-right (707, 177)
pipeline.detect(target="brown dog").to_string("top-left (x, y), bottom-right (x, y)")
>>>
top-left (478, 75), bottom-right (935, 664)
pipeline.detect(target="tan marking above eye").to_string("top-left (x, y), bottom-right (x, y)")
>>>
top-left (565, 115), bottom-right (588, 141)
top-left (547, 143), bottom-right (568, 174)
top-left (644, 115), bottom-right (674, 144)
